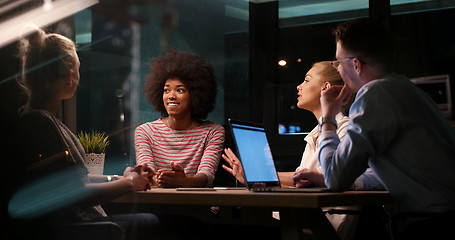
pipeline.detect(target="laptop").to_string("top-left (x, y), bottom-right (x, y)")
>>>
top-left (228, 118), bottom-right (328, 193)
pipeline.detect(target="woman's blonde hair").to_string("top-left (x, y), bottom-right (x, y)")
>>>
top-left (312, 61), bottom-right (344, 86)
top-left (17, 27), bottom-right (76, 99)
top-left (312, 61), bottom-right (353, 116)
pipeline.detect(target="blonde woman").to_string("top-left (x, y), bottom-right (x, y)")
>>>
top-left (223, 61), bottom-right (352, 187)
top-left (14, 28), bottom-right (159, 239)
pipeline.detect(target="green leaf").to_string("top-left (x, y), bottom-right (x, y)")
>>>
top-left (77, 130), bottom-right (110, 154)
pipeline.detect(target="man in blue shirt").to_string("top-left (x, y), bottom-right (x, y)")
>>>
top-left (294, 18), bottom-right (455, 238)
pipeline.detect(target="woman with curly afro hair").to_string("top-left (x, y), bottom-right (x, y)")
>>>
top-left (135, 51), bottom-right (225, 187)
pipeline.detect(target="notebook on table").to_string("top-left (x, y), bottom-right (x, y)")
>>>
top-left (228, 118), bottom-right (328, 193)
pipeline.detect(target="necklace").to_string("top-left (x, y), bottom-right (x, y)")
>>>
top-left (166, 118), bottom-right (194, 143)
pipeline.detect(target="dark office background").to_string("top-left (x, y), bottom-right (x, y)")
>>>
top-left (1, 0), bottom-right (455, 175)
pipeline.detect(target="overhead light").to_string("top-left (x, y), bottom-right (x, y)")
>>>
top-left (278, 59), bottom-right (287, 67)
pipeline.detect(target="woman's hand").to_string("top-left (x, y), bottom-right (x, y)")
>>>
top-left (221, 148), bottom-right (246, 185)
top-left (292, 168), bottom-right (326, 188)
top-left (124, 164), bottom-right (155, 191)
top-left (156, 162), bottom-right (187, 187)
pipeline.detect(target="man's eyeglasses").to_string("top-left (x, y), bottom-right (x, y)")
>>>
top-left (331, 57), bottom-right (355, 68)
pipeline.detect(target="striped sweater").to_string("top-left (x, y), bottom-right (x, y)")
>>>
top-left (134, 119), bottom-right (225, 186)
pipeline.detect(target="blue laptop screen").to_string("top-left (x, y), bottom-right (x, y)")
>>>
top-left (231, 123), bottom-right (279, 183)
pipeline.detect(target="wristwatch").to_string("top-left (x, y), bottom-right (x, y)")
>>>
top-left (107, 175), bottom-right (119, 182)
top-left (318, 116), bottom-right (338, 132)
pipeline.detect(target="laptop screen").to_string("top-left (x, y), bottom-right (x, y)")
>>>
top-left (229, 119), bottom-right (280, 188)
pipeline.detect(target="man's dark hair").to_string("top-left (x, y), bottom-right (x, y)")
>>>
top-left (143, 50), bottom-right (217, 120)
top-left (333, 18), bottom-right (395, 71)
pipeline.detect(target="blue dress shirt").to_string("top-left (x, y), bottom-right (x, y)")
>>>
top-left (319, 73), bottom-right (455, 212)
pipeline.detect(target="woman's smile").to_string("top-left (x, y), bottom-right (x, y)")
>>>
top-left (163, 78), bottom-right (191, 117)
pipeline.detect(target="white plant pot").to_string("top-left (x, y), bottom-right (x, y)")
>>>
top-left (84, 153), bottom-right (105, 175)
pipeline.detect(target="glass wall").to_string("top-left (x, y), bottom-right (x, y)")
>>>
top-left (3, 0), bottom-right (455, 174)
top-left (271, 0), bottom-right (455, 171)
top-left (276, 0), bottom-right (455, 136)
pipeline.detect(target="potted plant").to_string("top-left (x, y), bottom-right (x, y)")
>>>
top-left (77, 130), bottom-right (110, 175)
